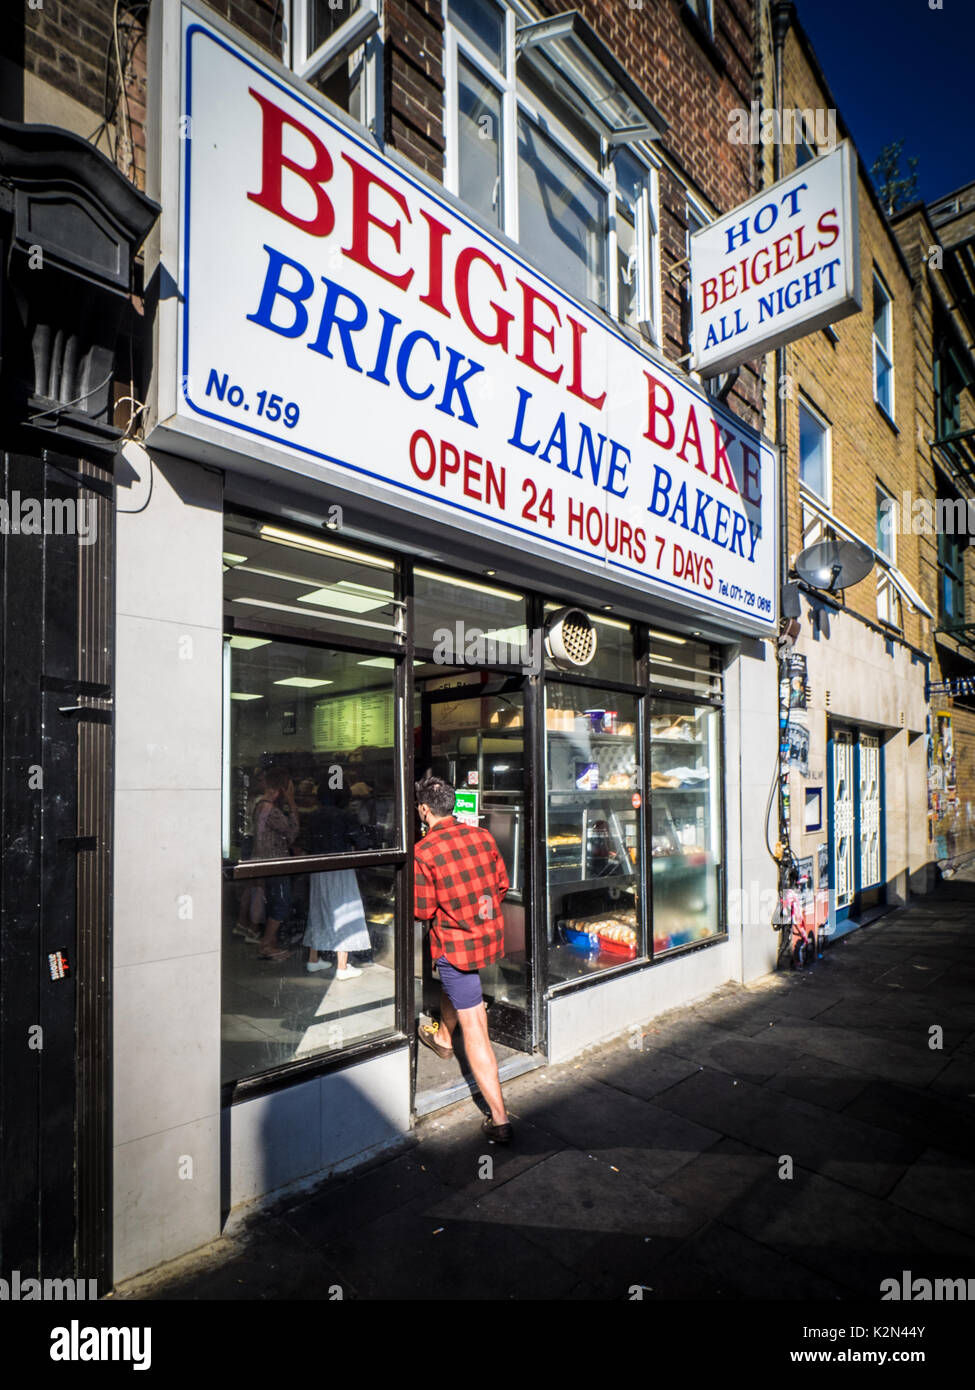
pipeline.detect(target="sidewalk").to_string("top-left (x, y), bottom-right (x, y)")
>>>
top-left (117, 883), bottom-right (975, 1301)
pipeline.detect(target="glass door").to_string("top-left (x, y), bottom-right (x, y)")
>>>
top-left (859, 732), bottom-right (882, 891)
top-left (832, 729), bottom-right (855, 917)
top-left (417, 675), bottom-right (531, 1052)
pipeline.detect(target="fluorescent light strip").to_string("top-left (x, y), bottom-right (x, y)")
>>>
top-left (231, 597), bottom-right (401, 634)
top-left (297, 588), bottom-right (387, 614)
top-left (415, 567), bottom-right (521, 601)
top-left (258, 524), bottom-right (394, 569)
top-left (273, 677), bottom-right (333, 689)
top-left (649, 628), bottom-right (687, 645)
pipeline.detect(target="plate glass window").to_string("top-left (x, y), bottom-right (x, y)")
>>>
top-left (221, 518), bottom-right (404, 1086)
top-left (873, 273), bottom-right (894, 418)
top-left (545, 684), bottom-right (643, 984)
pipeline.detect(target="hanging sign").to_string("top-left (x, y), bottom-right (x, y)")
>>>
top-left (690, 142), bottom-right (860, 376)
top-left (149, 2), bottom-right (777, 634)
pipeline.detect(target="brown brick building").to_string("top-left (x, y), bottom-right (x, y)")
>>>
top-left (893, 185), bottom-right (975, 871)
top-left (758, 8), bottom-right (930, 937)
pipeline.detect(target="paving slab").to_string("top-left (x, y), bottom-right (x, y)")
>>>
top-left (654, 1066), bottom-right (919, 1197)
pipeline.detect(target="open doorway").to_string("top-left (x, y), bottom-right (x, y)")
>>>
top-left (413, 668), bottom-right (535, 1112)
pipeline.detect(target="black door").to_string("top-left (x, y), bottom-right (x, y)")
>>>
top-left (0, 449), bottom-right (113, 1287)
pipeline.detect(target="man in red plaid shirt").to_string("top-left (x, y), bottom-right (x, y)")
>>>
top-left (414, 775), bottom-right (512, 1141)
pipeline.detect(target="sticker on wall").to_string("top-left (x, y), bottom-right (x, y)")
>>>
top-left (787, 716), bottom-right (809, 776)
top-left (48, 950), bottom-right (70, 981)
top-left (788, 653), bottom-right (808, 709)
top-left (817, 841), bottom-right (828, 887)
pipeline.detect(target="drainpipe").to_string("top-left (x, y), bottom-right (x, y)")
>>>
top-left (771, 1), bottom-right (797, 932)
top-left (772, 1), bottom-right (795, 614)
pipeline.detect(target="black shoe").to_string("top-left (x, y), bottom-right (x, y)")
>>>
top-left (483, 1115), bottom-right (512, 1144)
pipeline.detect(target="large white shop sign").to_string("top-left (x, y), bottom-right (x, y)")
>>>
top-left (149, 2), bottom-right (777, 634)
top-left (690, 142), bottom-right (860, 377)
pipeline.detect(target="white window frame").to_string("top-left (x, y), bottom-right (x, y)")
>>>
top-left (797, 395), bottom-right (832, 509)
top-left (875, 480), bottom-right (901, 628)
top-left (287, 0), bottom-right (382, 133)
top-left (442, 0), bottom-right (661, 341)
top-left (292, 0), bottom-right (381, 82)
top-left (872, 269), bottom-right (895, 422)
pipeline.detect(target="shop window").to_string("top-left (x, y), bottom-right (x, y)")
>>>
top-left (413, 566), bottom-right (528, 659)
top-left (873, 271), bottom-right (894, 420)
top-left (223, 865), bottom-right (397, 1083)
top-left (650, 700), bottom-right (722, 952)
top-left (224, 515), bottom-right (402, 647)
top-left (649, 631), bottom-right (722, 700)
top-left (544, 683), bottom-right (643, 984)
top-left (875, 481), bottom-right (901, 629)
top-left (290, 0), bottom-right (380, 126)
top-left (222, 515), bottom-right (404, 1087)
top-left (443, 0), bottom-right (661, 338)
top-left (798, 396), bottom-right (830, 504)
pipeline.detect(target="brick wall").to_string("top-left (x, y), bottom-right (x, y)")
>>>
top-left (778, 25), bottom-right (923, 651)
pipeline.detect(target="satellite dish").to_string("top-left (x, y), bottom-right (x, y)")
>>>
top-left (794, 539), bottom-right (874, 593)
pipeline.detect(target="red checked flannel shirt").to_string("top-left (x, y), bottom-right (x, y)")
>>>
top-left (414, 816), bottom-right (509, 971)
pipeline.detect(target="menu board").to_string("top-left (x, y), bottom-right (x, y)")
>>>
top-left (314, 690), bottom-right (394, 751)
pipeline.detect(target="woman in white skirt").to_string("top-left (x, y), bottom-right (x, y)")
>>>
top-left (303, 783), bottom-right (372, 978)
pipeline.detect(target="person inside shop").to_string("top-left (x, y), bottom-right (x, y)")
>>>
top-left (252, 767), bottom-right (299, 963)
top-left (303, 782), bottom-right (372, 978)
top-left (414, 776), bottom-right (512, 1143)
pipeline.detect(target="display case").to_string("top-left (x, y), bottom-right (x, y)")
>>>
top-left (544, 685), bottom-right (643, 983)
top-left (650, 701), bottom-right (722, 952)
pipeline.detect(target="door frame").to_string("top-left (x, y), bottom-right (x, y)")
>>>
top-left (827, 719), bottom-right (887, 937)
top-left (415, 673), bottom-right (536, 1055)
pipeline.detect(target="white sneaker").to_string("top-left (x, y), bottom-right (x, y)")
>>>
top-left (306, 959), bottom-right (328, 973)
top-left (335, 965), bottom-right (362, 979)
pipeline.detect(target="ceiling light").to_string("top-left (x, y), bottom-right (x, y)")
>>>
top-left (649, 628), bottom-right (687, 645)
top-left (297, 587), bottom-right (387, 614)
top-left (229, 636), bottom-right (271, 650)
top-left (223, 552), bottom-right (248, 565)
top-left (273, 677), bottom-right (334, 688)
top-left (258, 524), bottom-right (394, 568)
top-left (415, 567), bottom-right (521, 600)
top-left (230, 692), bottom-right (263, 701)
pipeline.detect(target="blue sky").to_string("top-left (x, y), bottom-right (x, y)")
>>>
top-left (795, 0), bottom-right (975, 205)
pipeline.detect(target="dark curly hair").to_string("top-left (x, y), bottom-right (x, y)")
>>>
top-left (415, 775), bottom-right (456, 818)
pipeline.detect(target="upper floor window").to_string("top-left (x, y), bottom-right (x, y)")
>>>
top-left (443, 0), bottom-right (661, 341)
top-left (290, 0), bottom-right (381, 126)
top-left (682, 196), bottom-right (709, 368)
top-left (872, 271), bottom-right (894, 420)
top-left (685, 0), bottom-right (715, 36)
top-left (934, 313), bottom-right (967, 440)
top-left (798, 397), bottom-right (830, 504)
top-left (938, 511), bottom-right (966, 629)
top-left (875, 481), bottom-right (901, 628)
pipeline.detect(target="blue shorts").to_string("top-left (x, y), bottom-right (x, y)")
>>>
top-left (266, 876), bottom-right (292, 921)
top-left (436, 954), bottom-right (483, 1011)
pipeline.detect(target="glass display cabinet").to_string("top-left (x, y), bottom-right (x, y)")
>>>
top-left (649, 700), bottom-right (722, 952)
top-left (544, 684), bottom-right (643, 983)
